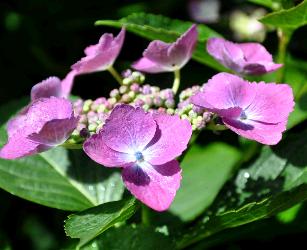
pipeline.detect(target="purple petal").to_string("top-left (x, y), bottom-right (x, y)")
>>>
top-left (133, 25), bottom-right (197, 73)
top-left (143, 113), bottom-right (192, 165)
top-left (1, 97), bottom-right (76, 159)
top-left (25, 97), bottom-right (75, 133)
top-left (0, 135), bottom-right (43, 159)
top-left (207, 37), bottom-right (245, 73)
top-left (31, 77), bottom-right (62, 101)
top-left (122, 160), bottom-right (182, 211)
top-left (191, 73), bottom-right (256, 111)
top-left (239, 43), bottom-right (283, 74)
top-left (101, 104), bottom-right (156, 154)
top-left (207, 38), bottom-right (282, 75)
top-left (223, 118), bottom-right (287, 145)
top-left (71, 28), bottom-right (125, 74)
top-left (6, 105), bottom-right (30, 138)
top-left (61, 70), bottom-right (77, 98)
top-left (132, 57), bottom-right (169, 73)
top-left (83, 132), bottom-right (135, 167)
top-left (27, 117), bottom-right (79, 146)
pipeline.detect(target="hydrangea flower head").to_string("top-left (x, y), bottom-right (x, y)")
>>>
top-left (84, 104), bottom-right (192, 211)
top-left (132, 25), bottom-right (198, 73)
top-left (191, 73), bottom-right (294, 145)
top-left (72, 28), bottom-right (126, 74)
top-left (0, 97), bottom-right (78, 159)
top-left (207, 37), bottom-right (282, 75)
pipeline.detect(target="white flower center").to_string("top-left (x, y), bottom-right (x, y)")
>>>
top-left (134, 151), bottom-right (144, 162)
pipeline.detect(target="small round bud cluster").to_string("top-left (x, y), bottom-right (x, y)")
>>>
top-left (175, 86), bottom-right (212, 131)
top-left (109, 70), bottom-right (176, 114)
top-left (121, 69), bottom-right (145, 85)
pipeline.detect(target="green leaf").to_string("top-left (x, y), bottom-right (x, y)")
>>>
top-left (260, 0), bottom-right (307, 30)
top-left (0, 126), bottom-right (124, 211)
top-left (177, 128), bottom-right (307, 248)
top-left (170, 142), bottom-right (241, 221)
top-left (177, 184), bottom-right (307, 248)
top-left (65, 197), bottom-right (139, 248)
top-left (80, 225), bottom-right (175, 250)
top-left (96, 13), bottom-right (226, 71)
top-left (276, 203), bottom-right (302, 223)
top-left (248, 0), bottom-right (276, 9)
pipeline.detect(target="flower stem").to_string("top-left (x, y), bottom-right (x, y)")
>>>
top-left (172, 69), bottom-right (181, 94)
top-left (276, 28), bottom-right (291, 83)
top-left (107, 66), bottom-right (123, 85)
top-left (141, 204), bottom-right (150, 226)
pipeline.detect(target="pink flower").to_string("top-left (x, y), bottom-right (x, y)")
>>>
top-left (71, 28), bottom-right (126, 74)
top-left (0, 97), bottom-right (79, 159)
top-left (83, 104), bottom-right (192, 211)
top-left (191, 73), bottom-right (294, 145)
top-left (207, 37), bottom-right (282, 75)
top-left (132, 25), bottom-right (198, 73)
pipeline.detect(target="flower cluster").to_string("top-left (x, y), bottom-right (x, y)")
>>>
top-left (0, 23), bottom-right (294, 210)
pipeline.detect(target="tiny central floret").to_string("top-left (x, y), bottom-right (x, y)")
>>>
top-left (135, 151), bottom-right (144, 161)
top-left (240, 111), bottom-right (247, 120)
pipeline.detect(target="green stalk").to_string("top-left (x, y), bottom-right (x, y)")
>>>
top-left (276, 28), bottom-right (291, 83)
top-left (172, 69), bottom-right (181, 94)
top-left (141, 204), bottom-right (151, 226)
top-left (107, 66), bottom-right (123, 85)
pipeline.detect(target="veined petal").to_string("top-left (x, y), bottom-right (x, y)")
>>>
top-left (122, 160), bottom-right (182, 211)
top-left (101, 104), bottom-right (156, 154)
top-left (191, 73), bottom-right (256, 110)
top-left (83, 132), bottom-right (135, 167)
top-left (143, 113), bottom-right (192, 165)
top-left (223, 118), bottom-right (287, 145)
top-left (244, 82), bottom-right (294, 123)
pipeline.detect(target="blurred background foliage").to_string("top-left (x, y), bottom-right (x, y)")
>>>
top-left (0, 0), bottom-right (307, 249)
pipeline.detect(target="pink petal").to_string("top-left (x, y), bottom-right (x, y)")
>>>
top-left (244, 82), bottom-right (294, 123)
top-left (72, 28), bottom-right (125, 74)
top-left (7, 106), bottom-right (30, 138)
top-left (191, 73), bottom-right (256, 110)
top-left (61, 70), bottom-right (77, 98)
top-left (207, 38), bottom-right (282, 75)
top-left (31, 77), bottom-right (62, 101)
top-left (143, 113), bottom-right (192, 165)
top-left (27, 117), bottom-right (79, 146)
top-left (101, 104), bottom-right (156, 154)
top-left (132, 57), bottom-right (170, 73)
top-left (122, 160), bottom-right (182, 211)
top-left (0, 135), bottom-right (42, 159)
top-left (168, 24), bottom-right (198, 65)
top-left (83, 132), bottom-right (135, 167)
top-left (25, 97), bottom-right (75, 133)
top-left (207, 37), bottom-right (245, 73)
top-left (133, 25), bottom-right (197, 73)
top-left (223, 118), bottom-right (287, 145)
